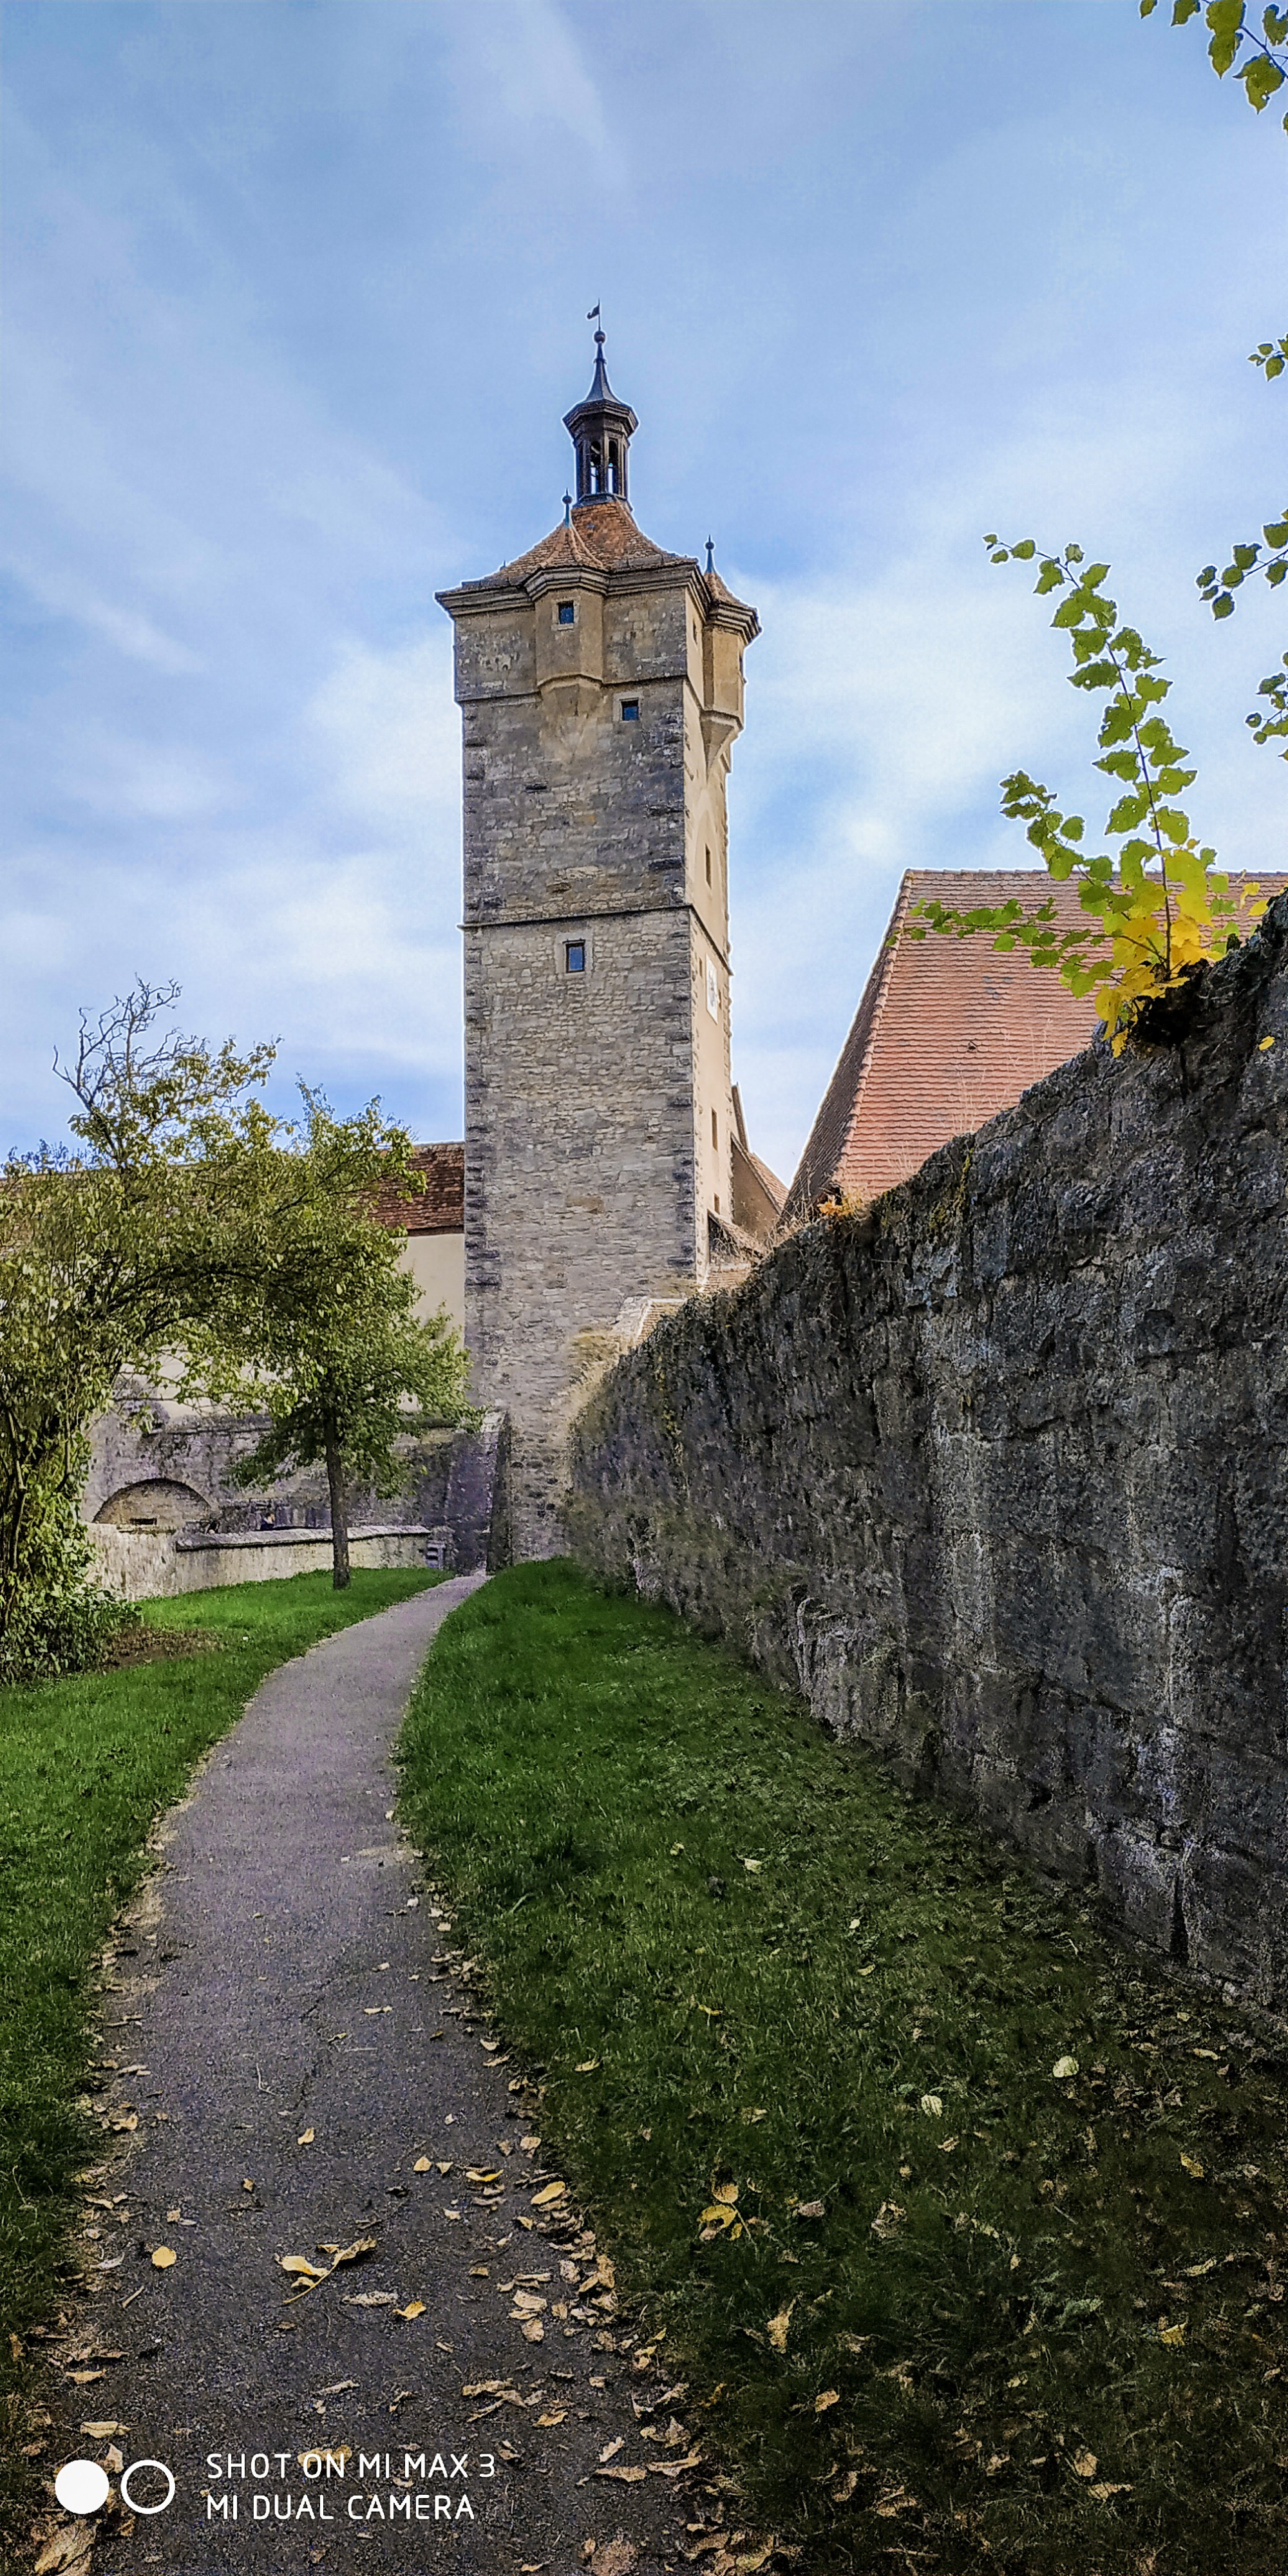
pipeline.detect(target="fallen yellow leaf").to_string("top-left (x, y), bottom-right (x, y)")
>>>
top-left (710, 2181), bottom-right (739, 2205)
top-left (280, 2255), bottom-right (327, 2280)
top-left (151, 2246), bottom-right (176, 2270)
top-left (1159, 2319), bottom-right (1186, 2345)
top-left (321, 2237), bottom-right (377, 2269)
top-left (413, 2157), bottom-right (431, 2174)
top-left (397, 2301), bottom-right (426, 2320)
top-left (576, 2059), bottom-right (600, 2073)
top-left (919, 2094), bottom-right (943, 2117)
top-left (815, 2389), bottom-right (840, 2413)
top-left (1052, 2057), bottom-right (1079, 2081)
top-left (1260, 1035), bottom-right (1276, 1050)
top-left (1090, 2481), bottom-right (1133, 2499)
top-left (1180, 2153), bottom-right (1205, 2179)
top-left (536, 2409), bottom-right (566, 2426)
top-left (297, 2128), bottom-right (315, 2146)
top-left (466, 2168), bottom-right (501, 2184)
top-left (1072, 2450), bottom-right (1098, 2479)
top-left (766, 2303), bottom-right (794, 2354)
top-left (79, 2422), bottom-right (126, 2439)
top-left (531, 2182), bottom-right (567, 2206)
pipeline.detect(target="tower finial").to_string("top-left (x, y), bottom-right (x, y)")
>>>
top-left (564, 317), bottom-right (638, 509)
top-left (563, 491), bottom-right (573, 526)
top-left (705, 536), bottom-right (715, 576)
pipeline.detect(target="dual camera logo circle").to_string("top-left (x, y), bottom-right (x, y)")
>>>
top-left (55, 2458), bottom-right (175, 2517)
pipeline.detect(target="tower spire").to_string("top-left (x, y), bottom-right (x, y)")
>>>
top-left (563, 318), bottom-right (638, 509)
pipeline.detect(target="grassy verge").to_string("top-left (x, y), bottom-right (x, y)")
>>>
top-left (0, 1566), bottom-right (441, 2527)
top-left (399, 1562), bottom-right (1288, 2576)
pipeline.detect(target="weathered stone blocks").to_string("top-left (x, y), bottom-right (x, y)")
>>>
top-left (569, 896), bottom-right (1288, 2007)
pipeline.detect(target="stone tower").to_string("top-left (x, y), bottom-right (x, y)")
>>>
top-left (437, 333), bottom-right (759, 1557)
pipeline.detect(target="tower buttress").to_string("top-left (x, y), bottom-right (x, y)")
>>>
top-left (436, 333), bottom-right (758, 1557)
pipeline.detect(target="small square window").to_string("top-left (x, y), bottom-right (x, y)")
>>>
top-left (620, 699), bottom-right (639, 721)
top-left (557, 600), bottom-right (575, 625)
top-left (711, 1108), bottom-right (719, 1149)
top-left (565, 940), bottom-right (586, 974)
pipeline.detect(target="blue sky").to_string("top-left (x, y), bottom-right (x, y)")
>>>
top-left (3, 0), bottom-right (1285, 1183)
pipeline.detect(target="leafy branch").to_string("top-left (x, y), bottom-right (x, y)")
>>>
top-left (1141, 0), bottom-right (1288, 119)
top-left (1142, 3), bottom-right (1288, 743)
top-left (907, 542), bottom-right (1260, 1049)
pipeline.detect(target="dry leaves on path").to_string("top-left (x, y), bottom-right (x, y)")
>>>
top-left (586, 2541), bottom-right (638, 2576)
top-left (319, 2237), bottom-right (377, 2269)
top-left (34, 2527), bottom-right (95, 2575)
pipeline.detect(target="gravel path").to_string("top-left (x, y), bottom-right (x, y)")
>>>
top-left (34, 1580), bottom-right (714, 2576)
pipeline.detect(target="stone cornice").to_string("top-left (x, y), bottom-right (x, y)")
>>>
top-left (437, 558), bottom-right (759, 643)
top-left (461, 898), bottom-right (732, 971)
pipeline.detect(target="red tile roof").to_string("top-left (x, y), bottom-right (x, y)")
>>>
top-left (373, 1142), bottom-right (464, 1235)
top-left (478, 497), bottom-right (691, 586)
top-left (462, 498), bottom-right (757, 630)
top-left (783, 868), bottom-right (1285, 1222)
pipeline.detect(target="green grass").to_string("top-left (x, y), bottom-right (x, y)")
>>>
top-left (0, 1566), bottom-right (440, 2535)
top-left (399, 1562), bottom-right (1288, 2576)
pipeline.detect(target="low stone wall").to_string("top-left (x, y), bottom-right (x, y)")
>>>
top-left (568, 901), bottom-right (1288, 2009)
top-left (90, 1524), bottom-right (442, 1601)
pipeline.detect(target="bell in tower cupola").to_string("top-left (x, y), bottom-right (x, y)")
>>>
top-left (562, 325), bottom-right (638, 507)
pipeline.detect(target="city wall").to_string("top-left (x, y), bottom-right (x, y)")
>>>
top-left (568, 901), bottom-right (1288, 2008)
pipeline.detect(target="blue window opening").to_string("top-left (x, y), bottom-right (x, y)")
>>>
top-left (557, 600), bottom-right (575, 625)
top-left (621, 699), bottom-right (640, 721)
top-left (565, 940), bottom-right (586, 974)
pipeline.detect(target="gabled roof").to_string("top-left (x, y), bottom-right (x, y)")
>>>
top-left (782, 868), bottom-right (1286, 1223)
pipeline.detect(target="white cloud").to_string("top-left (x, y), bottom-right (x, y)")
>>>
top-left (305, 632), bottom-right (461, 831)
top-left (446, 0), bottom-right (618, 176)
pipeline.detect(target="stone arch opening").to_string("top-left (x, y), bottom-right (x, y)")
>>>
top-left (93, 1479), bottom-right (210, 1533)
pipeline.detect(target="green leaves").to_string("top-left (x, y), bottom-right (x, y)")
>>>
top-left (1196, 509), bottom-right (1288, 619)
top-left (907, 540), bottom-right (1255, 1048)
top-left (1143, 0), bottom-right (1288, 125)
top-left (1245, 649), bottom-right (1288, 752)
top-left (0, 983), bottom-right (475, 1642)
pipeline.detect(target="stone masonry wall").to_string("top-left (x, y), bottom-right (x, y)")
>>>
top-left (568, 900), bottom-right (1288, 2010)
top-left (446, 547), bottom-right (748, 1560)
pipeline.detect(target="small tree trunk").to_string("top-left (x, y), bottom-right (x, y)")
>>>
top-left (323, 1416), bottom-right (351, 1591)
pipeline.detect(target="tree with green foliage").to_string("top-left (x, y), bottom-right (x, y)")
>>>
top-left (212, 1150), bottom-right (476, 1587)
top-left (0, 983), bottom-right (462, 1670)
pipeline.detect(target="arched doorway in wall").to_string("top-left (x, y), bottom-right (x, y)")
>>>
top-left (93, 1481), bottom-right (210, 1532)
